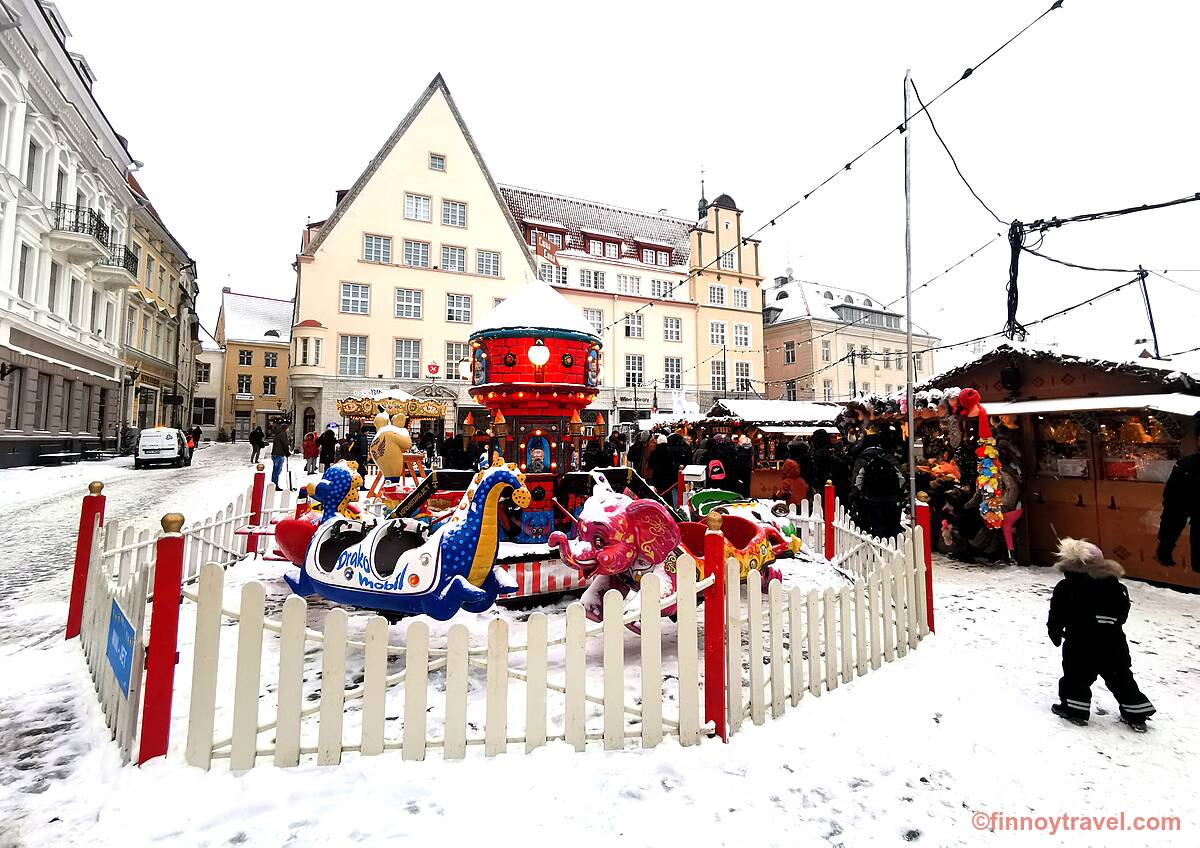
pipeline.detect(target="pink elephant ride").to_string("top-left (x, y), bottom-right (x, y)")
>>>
top-left (548, 472), bottom-right (681, 625)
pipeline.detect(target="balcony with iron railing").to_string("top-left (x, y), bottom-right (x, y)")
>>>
top-left (48, 203), bottom-right (112, 264)
top-left (90, 243), bottom-right (140, 291)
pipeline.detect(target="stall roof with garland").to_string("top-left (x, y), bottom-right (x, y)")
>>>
top-left (473, 278), bottom-right (599, 339)
top-left (706, 399), bottom-right (843, 425)
top-left (924, 340), bottom-right (1200, 391)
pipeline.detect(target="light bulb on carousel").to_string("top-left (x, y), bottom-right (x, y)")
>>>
top-left (528, 338), bottom-right (550, 384)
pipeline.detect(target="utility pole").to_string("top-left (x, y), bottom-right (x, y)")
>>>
top-left (903, 70), bottom-right (918, 531)
top-left (849, 351), bottom-right (857, 398)
top-left (1136, 265), bottom-right (1161, 359)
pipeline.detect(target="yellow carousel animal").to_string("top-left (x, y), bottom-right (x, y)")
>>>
top-left (366, 408), bottom-right (414, 502)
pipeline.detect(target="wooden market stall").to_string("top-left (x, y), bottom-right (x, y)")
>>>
top-left (929, 343), bottom-right (1200, 589)
top-left (704, 399), bottom-right (843, 497)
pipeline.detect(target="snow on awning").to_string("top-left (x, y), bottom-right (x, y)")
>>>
top-left (756, 425), bottom-right (826, 437)
top-left (985, 393), bottom-right (1200, 418)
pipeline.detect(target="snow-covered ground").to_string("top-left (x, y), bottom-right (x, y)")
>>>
top-left (0, 445), bottom-right (1197, 847)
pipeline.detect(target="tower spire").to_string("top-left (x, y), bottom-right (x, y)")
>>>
top-left (697, 165), bottom-right (707, 220)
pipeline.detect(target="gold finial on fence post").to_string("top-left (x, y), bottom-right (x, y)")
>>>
top-left (705, 510), bottom-right (723, 532)
top-left (161, 513), bottom-right (185, 534)
top-left (88, 481), bottom-right (104, 495)
top-left (916, 491), bottom-right (930, 503)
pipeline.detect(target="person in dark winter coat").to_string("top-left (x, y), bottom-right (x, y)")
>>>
top-left (269, 423), bottom-right (290, 488)
top-left (811, 429), bottom-right (850, 504)
top-left (849, 438), bottom-right (905, 539)
top-left (581, 439), bottom-right (606, 472)
top-left (667, 433), bottom-right (691, 479)
top-left (1048, 538), bottom-right (1155, 730)
top-left (248, 425), bottom-right (265, 464)
top-left (650, 434), bottom-right (680, 495)
top-left (1156, 450), bottom-right (1200, 569)
top-left (317, 427), bottom-right (337, 472)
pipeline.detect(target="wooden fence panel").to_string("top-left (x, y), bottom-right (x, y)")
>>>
top-left (839, 588), bottom-right (854, 685)
top-left (639, 574), bottom-right (662, 749)
top-left (185, 563), bottom-right (224, 769)
top-left (881, 563), bottom-right (896, 663)
top-left (768, 579), bottom-right (784, 719)
top-left (747, 570), bottom-right (765, 726)
top-left (725, 559), bottom-right (742, 735)
top-left (854, 581), bottom-right (869, 677)
top-left (806, 590), bottom-right (821, 696)
top-left (361, 615), bottom-right (388, 757)
top-left (894, 555), bottom-right (909, 659)
top-left (485, 618), bottom-right (508, 757)
top-left (822, 588), bottom-right (838, 691)
top-left (317, 608), bottom-right (348, 766)
top-left (403, 620), bottom-right (429, 761)
top-left (675, 553), bottom-right (699, 746)
top-left (565, 603), bottom-right (586, 752)
top-left (444, 625), bottom-right (469, 760)
top-left (274, 595), bottom-right (306, 767)
top-left (788, 586), bottom-right (803, 705)
top-left (230, 582), bottom-right (265, 770)
top-left (602, 590), bottom-right (624, 751)
top-left (525, 612), bottom-right (548, 754)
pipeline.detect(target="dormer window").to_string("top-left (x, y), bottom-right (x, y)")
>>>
top-left (775, 291), bottom-right (788, 300)
top-left (657, 251), bottom-right (669, 266)
top-left (605, 242), bottom-right (618, 259)
top-left (641, 248), bottom-right (655, 264)
top-left (528, 229), bottom-right (563, 249)
top-left (824, 291), bottom-right (834, 300)
top-left (844, 295), bottom-right (853, 303)
top-left (589, 240), bottom-right (604, 256)
top-left (863, 298), bottom-right (873, 307)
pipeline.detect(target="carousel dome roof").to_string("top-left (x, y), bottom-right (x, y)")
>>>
top-left (473, 278), bottom-right (600, 339)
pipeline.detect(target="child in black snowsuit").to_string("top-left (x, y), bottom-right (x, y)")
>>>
top-left (1047, 538), bottom-right (1156, 731)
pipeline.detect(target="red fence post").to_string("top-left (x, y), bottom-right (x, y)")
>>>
top-left (66, 481), bottom-right (106, 640)
top-left (247, 463), bottom-right (266, 556)
top-left (702, 511), bottom-right (728, 742)
top-left (915, 494), bottom-right (935, 633)
top-left (823, 481), bottom-right (836, 562)
top-left (676, 468), bottom-right (686, 511)
top-left (138, 513), bottom-right (186, 766)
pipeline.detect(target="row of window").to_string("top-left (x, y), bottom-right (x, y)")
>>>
top-left (135, 245), bottom-right (179, 309)
top-left (535, 263), bottom-right (751, 310)
top-left (234, 350), bottom-right (280, 368)
top-left (335, 337), bottom-right (474, 380)
top-left (125, 304), bottom-right (177, 364)
top-left (338, 284), bottom-right (475, 323)
top-left (14, 245), bottom-right (121, 340)
top-left (527, 229), bottom-right (674, 267)
top-left (362, 234), bottom-right (502, 277)
top-left (235, 375), bottom-right (279, 395)
top-left (844, 344), bottom-right (924, 371)
top-left (620, 355), bottom-right (753, 392)
top-left (4, 368), bottom-right (96, 433)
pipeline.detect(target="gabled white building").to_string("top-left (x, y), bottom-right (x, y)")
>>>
top-left (0, 1), bottom-right (141, 465)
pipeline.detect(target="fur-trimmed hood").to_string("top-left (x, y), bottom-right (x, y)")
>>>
top-left (1055, 537), bottom-right (1124, 579)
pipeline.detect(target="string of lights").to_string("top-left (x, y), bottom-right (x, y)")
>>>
top-left (741, 272), bottom-right (1143, 390)
top-left (672, 232), bottom-right (1002, 381)
top-left (588, 0), bottom-right (1065, 336)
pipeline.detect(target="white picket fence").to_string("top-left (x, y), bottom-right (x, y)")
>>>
top-left (74, 479), bottom-right (297, 763)
top-left (179, 493), bottom-right (928, 770)
top-left (73, 474), bottom-right (929, 770)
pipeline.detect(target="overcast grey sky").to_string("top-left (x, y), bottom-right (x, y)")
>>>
top-left (55, 0), bottom-right (1200, 368)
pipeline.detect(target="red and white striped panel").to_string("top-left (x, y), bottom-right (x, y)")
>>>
top-left (501, 558), bottom-right (586, 598)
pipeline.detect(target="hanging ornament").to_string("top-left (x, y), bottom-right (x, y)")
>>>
top-left (957, 388), bottom-right (1005, 530)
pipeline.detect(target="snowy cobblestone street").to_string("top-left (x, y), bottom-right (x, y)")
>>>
top-left (0, 442), bottom-right (1195, 847)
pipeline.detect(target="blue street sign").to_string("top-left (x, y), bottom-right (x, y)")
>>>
top-left (106, 599), bottom-right (135, 698)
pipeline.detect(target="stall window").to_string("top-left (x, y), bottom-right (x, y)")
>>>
top-left (1035, 415), bottom-right (1091, 478)
top-left (1097, 413), bottom-right (1180, 482)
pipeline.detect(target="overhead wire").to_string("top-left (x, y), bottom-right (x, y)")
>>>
top-left (588, 0), bottom-right (1065, 336)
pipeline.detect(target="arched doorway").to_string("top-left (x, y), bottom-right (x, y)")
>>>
top-left (303, 406), bottom-right (316, 436)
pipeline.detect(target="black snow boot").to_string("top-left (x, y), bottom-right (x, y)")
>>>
top-left (1051, 703), bottom-right (1088, 726)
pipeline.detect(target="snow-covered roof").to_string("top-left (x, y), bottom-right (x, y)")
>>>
top-left (474, 278), bottom-right (599, 338)
top-left (763, 275), bottom-right (900, 324)
top-left (985, 393), bottom-right (1200, 418)
top-left (926, 340), bottom-right (1200, 388)
top-left (220, 291), bottom-right (293, 344)
top-left (500, 185), bottom-right (692, 266)
top-left (706, 399), bottom-right (843, 425)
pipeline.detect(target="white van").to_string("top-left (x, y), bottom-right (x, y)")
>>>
top-left (134, 427), bottom-right (191, 469)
